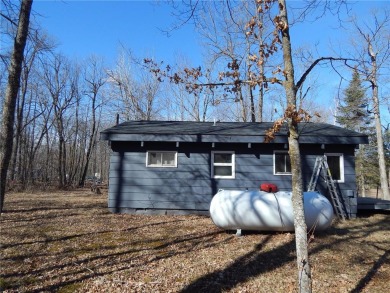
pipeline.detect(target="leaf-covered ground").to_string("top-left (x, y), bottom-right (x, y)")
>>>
top-left (1, 190), bottom-right (389, 292)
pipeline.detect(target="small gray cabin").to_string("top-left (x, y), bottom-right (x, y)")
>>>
top-left (100, 121), bottom-right (368, 218)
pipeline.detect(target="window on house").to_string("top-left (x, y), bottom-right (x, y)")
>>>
top-left (146, 151), bottom-right (177, 167)
top-left (212, 151), bottom-right (235, 178)
top-left (274, 151), bottom-right (291, 175)
top-left (325, 153), bottom-right (344, 182)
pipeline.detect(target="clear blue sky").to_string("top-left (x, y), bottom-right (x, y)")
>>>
top-left (33, 1), bottom-right (388, 63)
top-left (33, 0), bottom-right (389, 123)
top-left (33, 0), bottom-right (203, 65)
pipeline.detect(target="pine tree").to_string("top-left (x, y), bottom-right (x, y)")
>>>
top-left (335, 70), bottom-right (377, 196)
top-left (335, 70), bottom-right (371, 131)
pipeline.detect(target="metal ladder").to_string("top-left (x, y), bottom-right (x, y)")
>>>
top-left (307, 155), bottom-right (347, 220)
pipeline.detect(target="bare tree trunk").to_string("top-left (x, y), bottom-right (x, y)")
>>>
top-left (44, 128), bottom-right (51, 185)
top-left (372, 82), bottom-right (389, 200)
top-left (360, 165), bottom-right (366, 197)
top-left (357, 144), bottom-right (366, 197)
top-left (353, 12), bottom-right (390, 200)
top-left (68, 99), bottom-right (80, 185)
top-left (42, 55), bottom-right (76, 188)
top-left (78, 57), bottom-right (106, 186)
top-left (278, 0), bottom-right (312, 291)
top-left (258, 84), bottom-right (264, 122)
top-left (79, 98), bottom-right (98, 187)
top-left (249, 87), bottom-right (256, 122)
top-left (58, 134), bottom-right (65, 188)
top-left (256, 0), bottom-right (265, 123)
top-left (10, 89), bottom-right (25, 181)
top-left (0, 0), bottom-right (33, 212)
top-left (10, 43), bottom-right (38, 182)
top-left (246, 38), bottom-right (256, 122)
top-left (368, 44), bottom-right (390, 200)
top-left (237, 89), bottom-right (247, 122)
top-left (54, 108), bottom-right (67, 188)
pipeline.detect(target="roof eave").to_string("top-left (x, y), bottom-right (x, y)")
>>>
top-left (100, 133), bottom-right (368, 145)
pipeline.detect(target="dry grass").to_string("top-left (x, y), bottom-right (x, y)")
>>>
top-left (0, 189), bottom-right (389, 293)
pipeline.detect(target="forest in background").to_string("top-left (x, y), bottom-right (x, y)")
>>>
top-left (1, 0), bottom-right (389, 195)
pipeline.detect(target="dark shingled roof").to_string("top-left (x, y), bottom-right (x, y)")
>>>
top-left (100, 120), bottom-right (369, 145)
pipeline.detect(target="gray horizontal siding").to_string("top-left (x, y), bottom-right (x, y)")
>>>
top-left (108, 173), bottom-right (211, 184)
top-left (109, 184), bottom-right (212, 195)
top-left (108, 166), bottom-right (279, 180)
top-left (109, 192), bottom-right (210, 202)
top-left (109, 150), bottom-right (211, 212)
top-left (108, 143), bottom-right (358, 217)
top-left (108, 200), bottom-right (210, 210)
top-left (110, 152), bottom-right (210, 165)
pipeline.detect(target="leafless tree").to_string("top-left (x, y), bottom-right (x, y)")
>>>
top-left (0, 0), bottom-right (33, 212)
top-left (41, 54), bottom-right (79, 188)
top-left (350, 9), bottom-right (390, 200)
top-left (78, 56), bottom-right (107, 186)
top-left (177, 0), bottom-right (279, 122)
top-left (107, 49), bottom-right (161, 121)
top-left (9, 32), bottom-right (54, 183)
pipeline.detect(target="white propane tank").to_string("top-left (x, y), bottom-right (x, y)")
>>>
top-left (209, 190), bottom-right (334, 232)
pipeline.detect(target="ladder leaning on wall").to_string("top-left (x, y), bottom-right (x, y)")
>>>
top-left (307, 155), bottom-right (347, 220)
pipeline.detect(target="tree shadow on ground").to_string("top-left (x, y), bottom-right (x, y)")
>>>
top-left (350, 248), bottom-right (389, 293)
top-left (22, 230), bottom-right (232, 293)
top-left (180, 235), bottom-right (295, 293)
top-left (2, 194), bottom-right (389, 293)
top-left (2, 202), bottom-right (234, 292)
top-left (181, 215), bottom-right (390, 293)
top-left (1, 218), bottom-right (187, 249)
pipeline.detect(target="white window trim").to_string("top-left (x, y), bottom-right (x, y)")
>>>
top-left (325, 153), bottom-right (345, 183)
top-left (211, 151), bottom-right (235, 179)
top-left (274, 151), bottom-right (292, 175)
top-left (146, 151), bottom-right (178, 168)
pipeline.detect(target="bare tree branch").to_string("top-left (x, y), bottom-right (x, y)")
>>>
top-left (296, 56), bottom-right (355, 90)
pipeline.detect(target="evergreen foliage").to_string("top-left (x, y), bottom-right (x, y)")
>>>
top-left (335, 70), bottom-right (371, 131)
top-left (335, 70), bottom-right (379, 192)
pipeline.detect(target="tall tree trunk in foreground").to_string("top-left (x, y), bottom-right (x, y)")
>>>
top-left (278, 0), bottom-right (312, 291)
top-left (0, 0), bottom-right (33, 213)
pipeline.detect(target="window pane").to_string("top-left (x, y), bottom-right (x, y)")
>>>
top-left (148, 153), bottom-right (160, 165)
top-left (327, 156), bottom-right (341, 180)
top-left (214, 166), bottom-right (232, 176)
top-left (214, 153), bottom-right (232, 163)
top-left (163, 153), bottom-right (175, 166)
top-left (148, 152), bottom-right (176, 167)
top-left (285, 155), bottom-right (291, 173)
top-left (275, 154), bottom-right (285, 173)
top-left (275, 153), bottom-right (291, 173)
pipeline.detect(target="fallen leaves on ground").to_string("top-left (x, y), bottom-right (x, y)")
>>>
top-left (0, 190), bottom-right (389, 292)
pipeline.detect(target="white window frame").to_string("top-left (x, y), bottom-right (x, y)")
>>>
top-left (211, 151), bottom-right (235, 179)
top-left (146, 151), bottom-right (178, 168)
top-left (325, 153), bottom-right (344, 183)
top-left (274, 151), bottom-right (291, 175)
